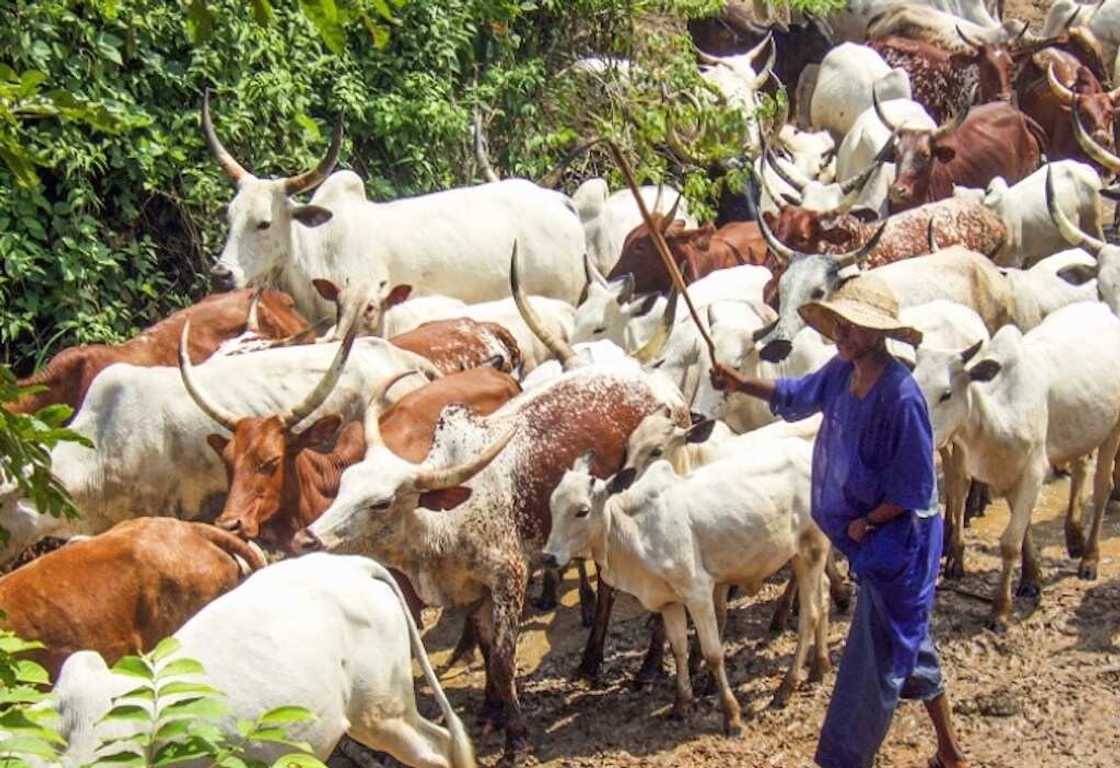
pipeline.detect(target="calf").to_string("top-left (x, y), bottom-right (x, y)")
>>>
top-left (0, 518), bottom-right (264, 681)
top-left (11, 289), bottom-right (306, 416)
top-left (912, 302), bottom-right (1120, 629)
top-left (543, 446), bottom-right (830, 732)
top-left (875, 90), bottom-right (1047, 211)
top-left (389, 317), bottom-right (523, 375)
top-left (609, 212), bottom-right (763, 295)
top-left (50, 554), bottom-right (475, 768)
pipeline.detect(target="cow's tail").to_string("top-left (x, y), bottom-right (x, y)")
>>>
top-left (366, 560), bottom-right (476, 768)
top-left (195, 524), bottom-right (268, 574)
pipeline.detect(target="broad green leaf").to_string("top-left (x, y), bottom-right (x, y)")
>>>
top-left (155, 657), bottom-right (204, 679)
top-left (257, 706), bottom-right (316, 727)
top-left (110, 655), bottom-right (153, 680)
top-left (157, 696), bottom-right (228, 721)
top-left (97, 704), bottom-right (149, 724)
top-left (92, 748), bottom-right (145, 766)
top-left (0, 736), bottom-right (57, 758)
top-left (369, 0), bottom-right (395, 22)
top-left (215, 756), bottom-right (251, 768)
top-left (270, 754), bottom-right (328, 768)
top-left (251, 0), bottom-right (274, 24)
top-left (156, 681), bottom-right (222, 698)
top-left (185, 0), bottom-right (215, 43)
top-left (116, 684), bottom-right (155, 702)
top-left (153, 718), bottom-right (190, 742)
top-left (12, 659), bottom-right (48, 686)
top-left (0, 636), bottom-right (44, 655)
top-left (149, 637), bottom-right (180, 664)
top-left (151, 736), bottom-right (215, 767)
top-left (293, 112), bottom-right (321, 141)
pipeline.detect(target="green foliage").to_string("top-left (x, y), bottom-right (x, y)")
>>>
top-left (0, 366), bottom-right (90, 531)
top-left (0, 624), bottom-right (64, 768)
top-left (0, 0), bottom-right (837, 374)
top-left (93, 638), bottom-right (327, 768)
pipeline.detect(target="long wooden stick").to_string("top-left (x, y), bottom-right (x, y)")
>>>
top-left (605, 139), bottom-right (717, 364)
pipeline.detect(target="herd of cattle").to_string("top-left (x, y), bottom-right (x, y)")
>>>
top-left (4, 0), bottom-right (1120, 765)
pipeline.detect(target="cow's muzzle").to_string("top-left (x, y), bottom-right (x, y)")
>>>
top-left (540, 552), bottom-right (561, 569)
top-left (291, 529), bottom-right (324, 554)
top-left (759, 339), bottom-right (792, 363)
top-left (210, 263), bottom-right (236, 291)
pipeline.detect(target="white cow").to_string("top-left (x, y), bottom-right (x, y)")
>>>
top-left (573, 178), bottom-right (695, 275)
top-left (543, 446), bottom-right (830, 731)
top-left (1046, 166), bottom-right (1120, 315)
top-left (828, 0), bottom-right (1003, 42)
top-left (202, 94), bottom-right (587, 321)
top-left (810, 43), bottom-right (913, 141)
top-left (952, 161), bottom-right (1104, 269)
top-left (0, 339), bottom-right (437, 564)
top-left (1043, 0), bottom-right (1120, 71)
top-left (836, 97), bottom-right (935, 184)
top-left (864, 3), bottom-right (1025, 52)
top-left (998, 251), bottom-right (1100, 330)
top-left (698, 35), bottom-right (776, 154)
top-left (379, 294), bottom-right (576, 373)
top-left (48, 554), bottom-right (474, 768)
top-left (914, 302), bottom-right (1120, 627)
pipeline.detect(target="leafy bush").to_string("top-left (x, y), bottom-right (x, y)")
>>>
top-left (0, 626), bottom-right (63, 767)
top-left (0, 0), bottom-right (835, 374)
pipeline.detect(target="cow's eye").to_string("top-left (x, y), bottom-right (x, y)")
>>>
top-left (938, 389), bottom-right (952, 403)
top-left (575, 505), bottom-right (591, 518)
top-left (368, 499), bottom-right (392, 512)
top-left (257, 220), bottom-right (271, 231)
top-left (811, 288), bottom-right (825, 299)
top-left (650, 448), bottom-right (663, 458)
top-left (259, 457), bottom-right (280, 474)
top-left (593, 326), bottom-right (607, 335)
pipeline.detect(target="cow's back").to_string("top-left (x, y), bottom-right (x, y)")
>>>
top-left (390, 318), bottom-right (522, 374)
top-left (931, 103), bottom-right (1045, 201)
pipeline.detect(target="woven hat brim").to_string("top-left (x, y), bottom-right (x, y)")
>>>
top-left (799, 299), bottom-right (923, 347)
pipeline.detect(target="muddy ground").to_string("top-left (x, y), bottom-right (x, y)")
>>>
top-left (409, 475), bottom-right (1120, 768)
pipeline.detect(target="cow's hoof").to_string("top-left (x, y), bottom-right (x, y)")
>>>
top-left (723, 717), bottom-right (744, 737)
top-left (1078, 559), bottom-right (1099, 581)
top-left (769, 684), bottom-right (794, 710)
top-left (808, 656), bottom-right (830, 684)
top-left (499, 737), bottom-right (533, 767)
top-left (571, 657), bottom-right (602, 684)
top-left (1015, 581), bottom-right (1041, 600)
top-left (697, 672), bottom-right (718, 698)
top-left (631, 663), bottom-right (662, 690)
top-left (1065, 526), bottom-right (1087, 559)
top-left (668, 699), bottom-right (694, 721)
top-left (532, 594), bottom-right (557, 612)
top-left (943, 554), bottom-right (965, 580)
top-left (987, 613), bottom-right (1011, 635)
top-left (477, 700), bottom-right (505, 735)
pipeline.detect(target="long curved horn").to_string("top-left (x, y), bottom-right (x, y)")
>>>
top-left (414, 426), bottom-right (516, 491)
top-left (871, 84), bottom-right (900, 132)
top-left (751, 35), bottom-right (776, 90)
top-left (511, 241), bottom-right (579, 369)
top-left (758, 154), bottom-right (803, 206)
top-left (246, 288), bottom-right (263, 334)
top-left (178, 320), bottom-right (240, 432)
top-left (1045, 164), bottom-right (1106, 256)
top-left (584, 251), bottom-right (609, 289)
top-left (956, 23), bottom-right (985, 50)
top-left (757, 201), bottom-right (812, 263)
top-left (763, 147), bottom-right (806, 193)
top-left (473, 106), bottom-right (500, 184)
top-left (927, 214), bottom-right (941, 251)
top-left (201, 89), bottom-right (250, 183)
top-left (751, 316), bottom-right (779, 343)
top-left (837, 133), bottom-right (895, 195)
top-left (281, 319), bottom-right (359, 428)
top-left (1101, 183), bottom-right (1120, 202)
top-left (663, 188), bottom-right (683, 226)
top-left (282, 118), bottom-right (344, 195)
top-left (379, 369), bottom-right (422, 404)
top-left (932, 86), bottom-right (974, 140)
top-left (1046, 63), bottom-right (1076, 107)
top-left (834, 221), bottom-right (888, 269)
top-left (633, 288), bottom-right (679, 364)
top-left (1072, 101), bottom-right (1120, 174)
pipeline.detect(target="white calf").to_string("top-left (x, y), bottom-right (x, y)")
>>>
top-left (543, 447), bottom-right (830, 732)
top-left (50, 554), bottom-right (475, 768)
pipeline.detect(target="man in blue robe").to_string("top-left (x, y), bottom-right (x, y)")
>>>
top-left (711, 274), bottom-right (969, 768)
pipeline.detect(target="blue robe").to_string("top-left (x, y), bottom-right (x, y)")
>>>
top-left (770, 355), bottom-right (945, 768)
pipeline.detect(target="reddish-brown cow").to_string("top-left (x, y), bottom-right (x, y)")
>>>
top-left (1017, 51), bottom-right (1120, 173)
top-left (389, 317), bottom-right (522, 375)
top-left (12, 289), bottom-right (307, 417)
top-left (0, 518), bottom-right (264, 681)
top-left (876, 91), bottom-right (1047, 212)
top-left (610, 213), bottom-right (766, 295)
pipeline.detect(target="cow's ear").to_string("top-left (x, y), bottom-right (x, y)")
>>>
top-left (630, 292), bottom-right (660, 317)
top-left (419, 486), bottom-right (472, 511)
top-left (312, 278), bottom-right (340, 302)
top-left (292, 204), bottom-right (334, 228)
top-left (384, 284), bottom-right (412, 307)
top-left (1056, 263), bottom-right (1098, 286)
top-left (933, 145), bottom-right (956, 163)
top-left (206, 434), bottom-right (230, 458)
top-left (608, 467), bottom-right (637, 495)
top-left (295, 415), bottom-right (342, 452)
top-left (685, 419), bottom-right (716, 444)
top-left (968, 359), bottom-right (1001, 382)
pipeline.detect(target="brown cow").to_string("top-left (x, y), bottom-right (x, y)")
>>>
top-left (389, 317), bottom-right (523, 375)
top-left (1017, 52), bottom-right (1120, 173)
top-left (875, 89), bottom-right (1047, 212)
top-left (610, 214), bottom-right (765, 295)
top-left (12, 289), bottom-right (307, 417)
top-left (0, 518), bottom-right (264, 681)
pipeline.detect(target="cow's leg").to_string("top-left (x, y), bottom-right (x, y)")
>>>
top-left (471, 605), bottom-right (502, 728)
top-left (992, 464), bottom-right (1045, 630)
top-left (772, 551), bottom-right (822, 708)
top-left (577, 560), bottom-right (596, 628)
top-left (768, 576), bottom-right (797, 634)
top-left (356, 716), bottom-right (456, 768)
top-left (487, 573), bottom-right (531, 761)
top-left (1063, 454), bottom-right (1089, 558)
top-left (533, 567), bottom-right (560, 611)
top-left (575, 578), bottom-right (616, 682)
top-left (687, 596), bottom-right (742, 736)
top-left (941, 445), bottom-right (970, 578)
top-left (1080, 423), bottom-right (1120, 580)
top-left (810, 563), bottom-right (831, 684)
top-left (1018, 528), bottom-right (1042, 599)
top-left (825, 550), bottom-right (850, 612)
top-left (634, 613), bottom-right (667, 689)
top-left (661, 603), bottom-right (694, 719)
top-left (964, 480), bottom-right (991, 526)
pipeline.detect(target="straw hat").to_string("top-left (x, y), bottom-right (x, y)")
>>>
top-left (798, 274), bottom-right (923, 347)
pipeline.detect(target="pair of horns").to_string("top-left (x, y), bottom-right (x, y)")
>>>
top-left (872, 82), bottom-right (973, 140)
top-left (202, 89), bottom-right (343, 194)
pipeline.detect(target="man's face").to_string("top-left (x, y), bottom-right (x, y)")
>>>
top-left (833, 317), bottom-right (885, 361)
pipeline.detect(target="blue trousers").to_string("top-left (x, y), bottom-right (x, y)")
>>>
top-left (815, 580), bottom-right (945, 768)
